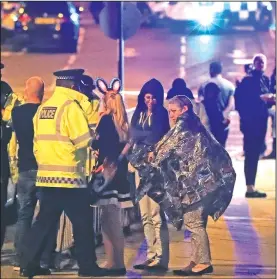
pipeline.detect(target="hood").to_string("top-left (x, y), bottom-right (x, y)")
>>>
top-left (167, 79), bottom-right (194, 100)
top-left (137, 78), bottom-right (164, 110)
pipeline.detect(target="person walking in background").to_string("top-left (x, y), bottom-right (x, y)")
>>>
top-left (202, 82), bottom-right (230, 146)
top-left (12, 77), bottom-right (57, 271)
top-left (166, 78), bottom-right (209, 129)
top-left (235, 54), bottom-right (270, 198)
top-left (91, 78), bottom-right (133, 276)
top-left (198, 61), bottom-right (235, 147)
top-left (131, 78), bottom-right (170, 271)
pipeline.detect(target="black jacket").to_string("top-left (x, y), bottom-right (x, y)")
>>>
top-left (235, 70), bottom-right (270, 133)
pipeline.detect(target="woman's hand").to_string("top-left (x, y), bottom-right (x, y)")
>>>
top-left (93, 164), bottom-right (104, 173)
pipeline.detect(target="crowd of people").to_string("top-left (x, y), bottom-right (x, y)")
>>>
top-left (0, 52), bottom-right (275, 278)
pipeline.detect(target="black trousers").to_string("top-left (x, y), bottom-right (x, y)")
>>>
top-left (1, 175), bottom-right (9, 249)
top-left (211, 127), bottom-right (229, 148)
top-left (20, 187), bottom-right (97, 273)
top-left (243, 129), bottom-right (267, 186)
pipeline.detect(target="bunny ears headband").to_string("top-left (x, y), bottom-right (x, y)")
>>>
top-left (96, 78), bottom-right (121, 95)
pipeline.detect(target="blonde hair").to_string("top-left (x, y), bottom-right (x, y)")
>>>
top-left (103, 93), bottom-right (129, 142)
top-left (253, 53), bottom-right (267, 69)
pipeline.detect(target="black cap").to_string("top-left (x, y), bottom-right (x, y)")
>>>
top-left (80, 74), bottom-right (96, 90)
top-left (1, 63), bottom-right (4, 69)
top-left (53, 69), bottom-right (85, 81)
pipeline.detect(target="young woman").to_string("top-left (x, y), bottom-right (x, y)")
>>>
top-left (91, 78), bottom-right (132, 276)
top-left (130, 78), bottom-right (170, 270)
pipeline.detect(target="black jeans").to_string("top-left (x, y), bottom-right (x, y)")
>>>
top-left (243, 130), bottom-right (267, 186)
top-left (1, 175), bottom-right (9, 249)
top-left (14, 170), bottom-right (57, 265)
top-left (20, 187), bottom-right (97, 273)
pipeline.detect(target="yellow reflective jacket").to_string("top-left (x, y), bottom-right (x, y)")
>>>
top-left (5, 92), bottom-right (25, 184)
top-left (33, 87), bottom-right (92, 188)
top-left (60, 90), bottom-right (100, 175)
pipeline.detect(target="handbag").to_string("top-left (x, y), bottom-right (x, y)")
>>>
top-left (89, 141), bottom-right (133, 205)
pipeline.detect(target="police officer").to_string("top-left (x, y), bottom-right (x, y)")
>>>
top-left (1, 62), bottom-right (13, 249)
top-left (56, 74), bottom-right (102, 264)
top-left (19, 69), bottom-right (108, 278)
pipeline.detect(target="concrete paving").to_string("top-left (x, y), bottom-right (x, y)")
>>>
top-left (1, 158), bottom-right (275, 279)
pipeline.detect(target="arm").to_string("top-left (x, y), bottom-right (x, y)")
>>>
top-left (91, 115), bottom-right (119, 162)
top-left (198, 84), bottom-right (204, 101)
top-left (223, 83), bottom-right (235, 119)
top-left (7, 132), bottom-right (18, 184)
top-left (198, 102), bottom-right (210, 130)
top-left (33, 110), bottom-right (39, 160)
top-left (223, 95), bottom-right (235, 119)
top-left (66, 102), bottom-right (92, 150)
top-left (234, 78), bottom-right (247, 115)
top-left (10, 108), bottom-right (19, 184)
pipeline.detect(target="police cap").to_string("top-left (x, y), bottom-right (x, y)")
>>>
top-left (80, 74), bottom-right (96, 90)
top-left (53, 69), bottom-right (85, 81)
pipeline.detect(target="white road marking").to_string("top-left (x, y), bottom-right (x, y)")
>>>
top-left (233, 58), bottom-right (253, 65)
top-left (269, 29), bottom-right (275, 40)
top-left (179, 36), bottom-right (186, 78)
top-left (49, 27), bottom-right (86, 91)
top-left (1, 51), bottom-right (12, 57)
top-left (124, 47), bottom-right (139, 58)
top-left (233, 26), bottom-right (254, 31)
top-left (77, 27), bottom-right (86, 53)
top-left (226, 49), bottom-right (246, 59)
top-left (224, 216), bottom-right (275, 221)
top-left (67, 54), bottom-right (76, 65)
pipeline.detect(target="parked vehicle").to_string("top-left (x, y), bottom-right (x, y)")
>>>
top-left (14, 1), bottom-right (80, 53)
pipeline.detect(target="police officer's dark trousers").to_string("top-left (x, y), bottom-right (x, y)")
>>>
top-left (20, 187), bottom-right (98, 273)
top-left (1, 175), bottom-right (9, 249)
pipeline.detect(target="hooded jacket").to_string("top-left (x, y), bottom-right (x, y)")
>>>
top-left (235, 69), bottom-right (270, 134)
top-left (131, 78), bottom-right (170, 147)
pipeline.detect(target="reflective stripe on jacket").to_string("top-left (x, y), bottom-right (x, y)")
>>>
top-left (85, 99), bottom-right (100, 176)
top-left (33, 87), bottom-right (92, 188)
top-left (5, 92), bottom-right (24, 184)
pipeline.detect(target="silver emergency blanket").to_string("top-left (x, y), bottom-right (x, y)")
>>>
top-left (128, 112), bottom-right (236, 229)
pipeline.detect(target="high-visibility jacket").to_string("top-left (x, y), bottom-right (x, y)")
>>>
top-left (33, 86), bottom-right (92, 188)
top-left (2, 92), bottom-right (24, 123)
top-left (4, 92), bottom-right (25, 184)
top-left (63, 91), bottom-right (100, 176)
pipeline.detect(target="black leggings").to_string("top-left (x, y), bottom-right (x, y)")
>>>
top-left (243, 132), bottom-right (266, 186)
